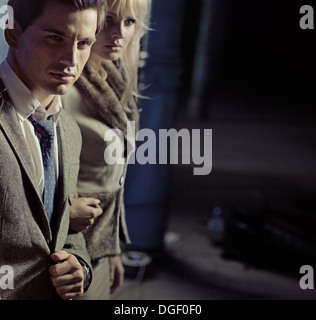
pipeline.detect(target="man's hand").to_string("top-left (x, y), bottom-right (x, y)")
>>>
top-left (50, 250), bottom-right (87, 300)
top-left (70, 198), bottom-right (103, 232)
top-left (109, 256), bottom-right (125, 294)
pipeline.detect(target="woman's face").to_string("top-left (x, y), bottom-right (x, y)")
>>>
top-left (92, 10), bottom-right (136, 61)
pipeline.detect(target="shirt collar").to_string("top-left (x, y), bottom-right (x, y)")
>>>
top-left (0, 59), bottom-right (62, 122)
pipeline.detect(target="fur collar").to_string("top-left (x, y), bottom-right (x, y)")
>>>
top-left (75, 60), bottom-right (139, 139)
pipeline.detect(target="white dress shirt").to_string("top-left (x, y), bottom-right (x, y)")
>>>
top-left (0, 59), bottom-right (61, 197)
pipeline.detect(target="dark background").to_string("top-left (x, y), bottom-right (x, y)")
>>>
top-left (181, 0), bottom-right (316, 121)
top-left (124, 0), bottom-right (316, 289)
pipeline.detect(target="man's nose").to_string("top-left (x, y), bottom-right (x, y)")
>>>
top-left (59, 45), bottom-right (78, 68)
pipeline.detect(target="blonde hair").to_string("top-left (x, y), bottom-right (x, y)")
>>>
top-left (107, 0), bottom-right (150, 109)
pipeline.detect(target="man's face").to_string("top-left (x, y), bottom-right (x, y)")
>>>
top-left (9, 1), bottom-right (97, 104)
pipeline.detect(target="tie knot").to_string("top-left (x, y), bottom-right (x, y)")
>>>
top-left (28, 114), bottom-right (55, 139)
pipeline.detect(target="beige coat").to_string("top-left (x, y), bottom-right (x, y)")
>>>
top-left (62, 60), bottom-right (139, 261)
top-left (0, 79), bottom-right (91, 300)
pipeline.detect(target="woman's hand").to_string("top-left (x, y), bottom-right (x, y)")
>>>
top-left (70, 198), bottom-right (103, 232)
top-left (109, 256), bottom-right (125, 294)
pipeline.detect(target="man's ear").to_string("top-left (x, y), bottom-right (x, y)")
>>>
top-left (4, 20), bottom-right (22, 49)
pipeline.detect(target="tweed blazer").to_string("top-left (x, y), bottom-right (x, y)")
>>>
top-left (62, 60), bottom-right (139, 261)
top-left (0, 79), bottom-right (91, 300)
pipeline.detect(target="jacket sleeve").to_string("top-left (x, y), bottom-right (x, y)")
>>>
top-left (58, 110), bottom-right (92, 290)
top-left (63, 231), bottom-right (91, 266)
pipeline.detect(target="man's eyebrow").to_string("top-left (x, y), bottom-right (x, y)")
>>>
top-left (42, 28), bottom-right (96, 42)
top-left (42, 28), bottom-right (69, 36)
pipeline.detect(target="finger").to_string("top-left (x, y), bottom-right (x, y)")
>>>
top-left (71, 218), bottom-right (95, 232)
top-left (49, 254), bottom-right (81, 277)
top-left (92, 205), bottom-right (103, 218)
top-left (84, 198), bottom-right (101, 206)
top-left (110, 278), bottom-right (119, 293)
top-left (50, 275), bottom-right (84, 290)
top-left (56, 283), bottom-right (84, 300)
top-left (50, 268), bottom-right (84, 287)
top-left (110, 275), bottom-right (122, 294)
top-left (110, 268), bottom-right (124, 294)
top-left (85, 206), bottom-right (103, 221)
top-left (50, 250), bottom-right (70, 263)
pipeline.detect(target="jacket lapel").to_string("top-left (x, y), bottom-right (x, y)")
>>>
top-left (0, 92), bottom-right (52, 242)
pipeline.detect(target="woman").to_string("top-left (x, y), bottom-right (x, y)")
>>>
top-left (62, 0), bottom-right (150, 300)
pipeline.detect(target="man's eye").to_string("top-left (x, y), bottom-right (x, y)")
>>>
top-left (47, 35), bottom-right (63, 42)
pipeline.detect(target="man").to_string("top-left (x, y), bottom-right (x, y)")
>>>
top-left (0, 0), bottom-right (106, 300)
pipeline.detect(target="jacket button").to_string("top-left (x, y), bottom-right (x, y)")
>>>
top-left (119, 175), bottom-right (125, 186)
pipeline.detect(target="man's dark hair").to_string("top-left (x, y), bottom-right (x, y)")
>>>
top-left (7, 0), bottom-right (107, 34)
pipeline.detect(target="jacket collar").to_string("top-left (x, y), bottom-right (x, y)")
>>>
top-left (75, 60), bottom-right (140, 140)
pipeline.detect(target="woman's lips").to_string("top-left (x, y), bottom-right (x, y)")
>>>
top-left (106, 45), bottom-right (122, 52)
top-left (51, 72), bottom-right (75, 84)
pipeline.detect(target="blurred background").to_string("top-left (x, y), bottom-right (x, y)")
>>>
top-left (121, 0), bottom-right (316, 300)
top-left (1, 0), bottom-right (316, 299)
